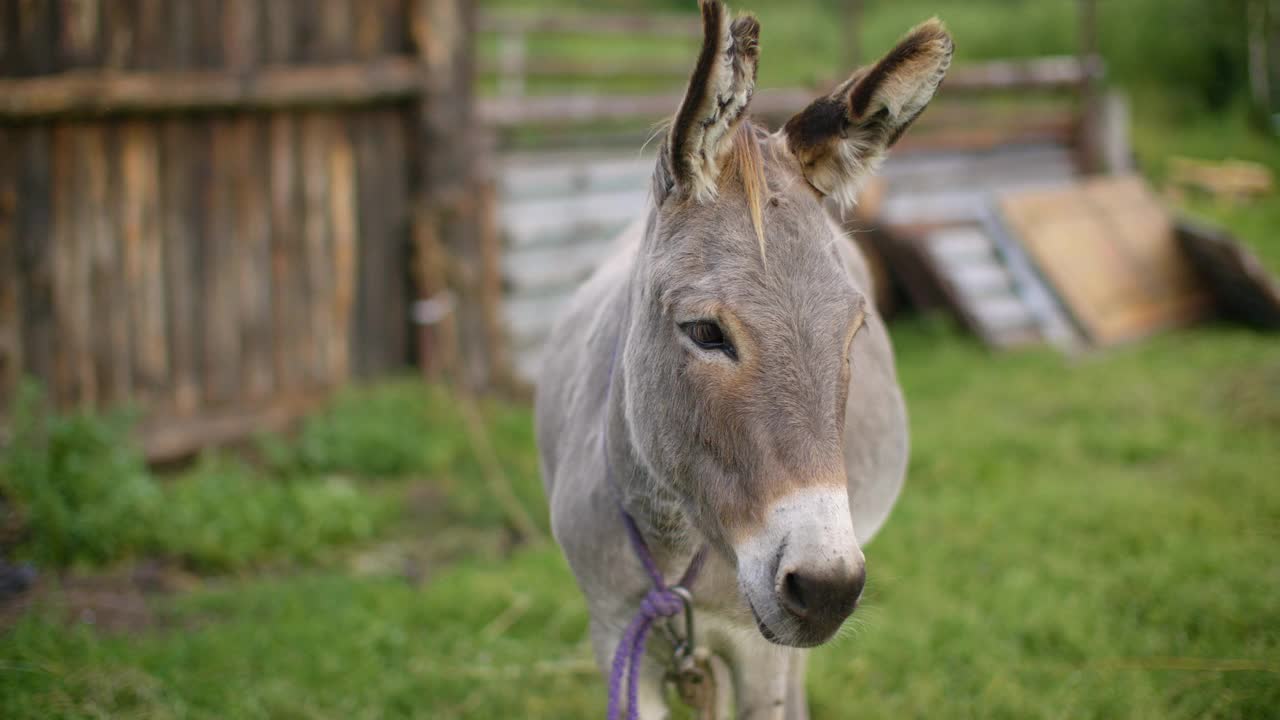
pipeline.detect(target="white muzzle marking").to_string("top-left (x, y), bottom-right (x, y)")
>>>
top-left (733, 486), bottom-right (865, 646)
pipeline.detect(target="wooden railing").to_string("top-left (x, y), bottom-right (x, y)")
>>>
top-left (478, 11), bottom-right (697, 97)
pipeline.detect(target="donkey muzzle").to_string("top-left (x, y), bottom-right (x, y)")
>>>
top-left (775, 545), bottom-right (866, 643)
top-left (736, 486), bottom-right (865, 647)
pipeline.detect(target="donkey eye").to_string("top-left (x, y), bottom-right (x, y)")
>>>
top-left (682, 321), bottom-right (736, 360)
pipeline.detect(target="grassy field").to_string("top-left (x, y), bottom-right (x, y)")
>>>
top-left (4, 1), bottom-right (1279, 718)
top-left (3, 321), bottom-right (1277, 719)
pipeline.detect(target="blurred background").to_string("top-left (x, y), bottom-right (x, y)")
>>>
top-left (0, 0), bottom-right (1277, 717)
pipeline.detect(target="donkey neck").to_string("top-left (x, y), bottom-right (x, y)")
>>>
top-left (598, 224), bottom-right (698, 566)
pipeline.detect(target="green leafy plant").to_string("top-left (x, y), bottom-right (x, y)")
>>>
top-left (0, 382), bottom-right (160, 567)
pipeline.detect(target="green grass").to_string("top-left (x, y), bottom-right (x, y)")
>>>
top-left (0, 380), bottom-right (542, 572)
top-left (2, 322), bottom-right (1277, 719)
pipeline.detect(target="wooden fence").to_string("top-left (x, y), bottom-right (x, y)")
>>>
top-left (0, 0), bottom-right (505, 459)
top-left (477, 10), bottom-right (1107, 382)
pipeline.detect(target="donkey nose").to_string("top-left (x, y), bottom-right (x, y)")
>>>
top-left (778, 562), bottom-right (865, 627)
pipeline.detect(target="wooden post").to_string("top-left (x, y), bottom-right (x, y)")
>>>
top-left (1076, 0), bottom-right (1103, 174)
top-left (410, 0), bottom-right (499, 389)
top-left (1247, 0), bottom-right (1276, 130)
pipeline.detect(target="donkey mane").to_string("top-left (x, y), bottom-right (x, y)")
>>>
top-left (724, 122), bottom-right (769, 266)
top-left (656, 120), bottom-right (771, 265)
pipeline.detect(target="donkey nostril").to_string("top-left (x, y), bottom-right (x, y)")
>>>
top-left (780, 571), bottom-right (810, 617)
top-left (779, 566), bottom-right (867, 621)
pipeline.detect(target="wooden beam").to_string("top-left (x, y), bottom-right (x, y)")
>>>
top-left (0, 58), bottom-right (423, 119)
top-left (944, 56), bottom-right (1099, 93)
top-left (894, 118), bottom-right (1077, 154)
top-left (479, 58), bottom-right (1099, 127)
top-left (1077, 0), bottom-right (1103, 172)
top-left (479, 57), bottom-right (690, 80)
top-left (480, 87), bottom-right (814, 127)
top-left (140, 395), bottom-right (325, 463)
top-left (478, 11), bottom-right (702, 38)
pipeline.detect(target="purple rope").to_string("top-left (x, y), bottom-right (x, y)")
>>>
top-left (605, 512), bottom-right (707, 720)
top-left (599, 319), bottom-right (708, 720)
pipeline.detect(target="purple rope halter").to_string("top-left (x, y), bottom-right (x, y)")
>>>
top-left (606, 512), bottom-right (706, 720)
top-left (601, 317), bottom-right (708, 720)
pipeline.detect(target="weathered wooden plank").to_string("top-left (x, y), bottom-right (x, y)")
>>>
top-left (160, 118), bottom-right (201, 415)
top-left (944, 56), bottom-right (1097, 93)
top-left (500, 188), bottom-right (647, 248)
top-left (101, 0), bottom-right (135, 69)
top-left (352, 113), bottom-right (383, 376)
top-left (0, 127), bottom-right (19, 414)
top-left (499, 152), bottom-right (654, 201)
top-left (502, 235), bottom-right (618, 296)
top-left (166, 1), bottom-right (199, 69)
top-left (0, 58), bottom-right (424, 118)
top-left (263, 0), bottom-right (298, 64)
top-left (141, 394), bottom-right (325, 463)
top-left (193, 0), bottom-right (224, 69)
top-left (16, 128), bottom-right (55, 392)
top-left (51, 126), bottom-right (97, 408)
top-left (0, 2), bottom-right (18, 76)
top-left (328, 118), bottom-right (358, 383)
top-left (477, 56), bottom-right (690, 80)
top-left (315, 0), bottom-right (354, 62)
top-left (353, 109), bottom-right (409, 375)
top-left (881, 145), bottom-right (1077, 194)
top-left (378, 110), bottom-right (410, 370)
top-left (204, 119), bottom-right (243, 406)
top-left (477, 11), bottom-right (703, 38)
top-left (476, 177), bottom-right (515, 388)
top-left (301, 113), bottom-right (335, 386)
top-left (504, 293), bottom-right (568, 352)
top-left (232, 115), bottom-right (275, 401)
top-left (119, 120), bottom-right (168, 403)
top-left (123, 0), bottom-right (168, 69)
top-left (479, 88), bottom-right (809, 127)
top-left (60, 0), bottom-right (104, 70)
top-left (90, 123), bottom-right (132, 406)
top-left (353, 0), bottom-right (391, 59)
top-left (11, 0), bottom-right (57, 77)
top-left (478, 57), bottom-right (1090, 128)
top-left (269, 112), bottom-right (306, 393)
top-left (223, 0), bottom-right (262, 71)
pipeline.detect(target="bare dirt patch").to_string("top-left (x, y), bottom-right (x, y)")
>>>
top-left (1, 560), bottom-right (200, 635)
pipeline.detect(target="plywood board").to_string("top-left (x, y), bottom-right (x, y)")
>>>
top-left (999, 175), bottom-right (1211, 346)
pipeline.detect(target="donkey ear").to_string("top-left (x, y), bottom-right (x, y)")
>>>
top-left (661, 0), bottom-right (760, 203)
top-left (783, 18), bottom-right (952, 208)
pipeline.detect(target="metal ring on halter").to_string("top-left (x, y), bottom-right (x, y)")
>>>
top-left (668, 585), bottom-right (695, 659)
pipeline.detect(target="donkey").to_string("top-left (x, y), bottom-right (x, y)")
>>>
top-left (535, 3), bottom-right (952, 717)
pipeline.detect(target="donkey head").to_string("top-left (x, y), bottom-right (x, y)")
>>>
top-left (624, 1), bottom-right (951, 647)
